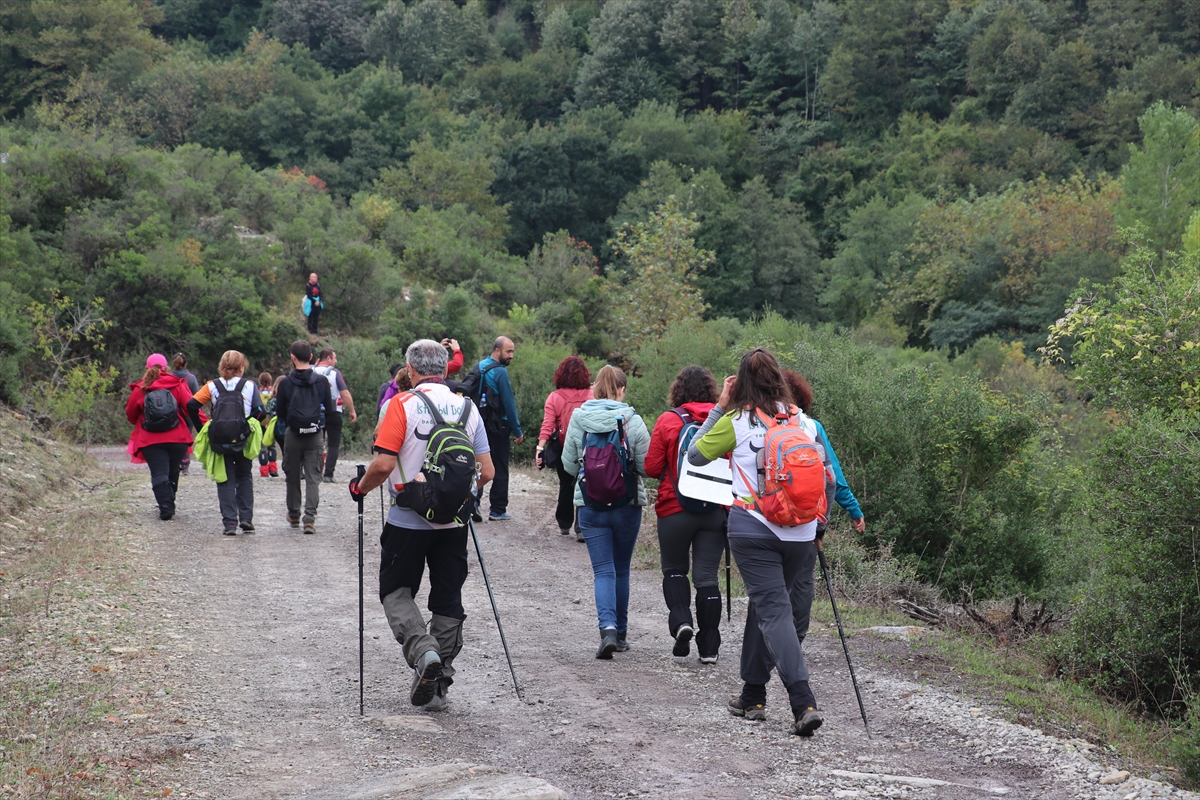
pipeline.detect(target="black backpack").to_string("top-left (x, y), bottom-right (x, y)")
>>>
top-left (395, 392), bottom-right (478, 525)
top-left (142, 388), bottom-right (180, 432)
top-left (286, 373), bottom-right (325, 435)
top-left (453, 363), bottom-right (504, 433)
top-left (208, 378), bottom-right (251, 454)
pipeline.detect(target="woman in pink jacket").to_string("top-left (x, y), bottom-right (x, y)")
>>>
top-left (537, 356), bottom-right (593, 539)
top-left (125, 353), bottom-right (196, 521)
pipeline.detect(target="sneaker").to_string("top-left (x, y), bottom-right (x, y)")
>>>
top-left (424, 690), bottom-right (449, 712)
top-left (791, 707), bottom-right (823, 737)
top-left (302, 520), bottom-right (316, 534)
top-left (728, 696), bottom-right (766, 721)
top-left (559, 528), bottom-right (572, 536)
top-left (323, 474), bottom-right (336, 483)
top-left (239, 522), bottom-right (255, 532)
top-left (410, 650), bottom-right (442, 706)
top-left (596, 628), bottom-right (618, 660)
top-left (223, 526), bottom-right (238, 536)
top-left (698, 654), bottom-right (718, 665)
top-left (615, 632), bottom-right (629, 653)
top-left (287, 513), bottom-right (300, 529)
top-left (488, 511), bottom-right (511, 521)
top-left (268, 465), bottom-right (279, 477)
top-left (672, 624), bottom-right (694, 657)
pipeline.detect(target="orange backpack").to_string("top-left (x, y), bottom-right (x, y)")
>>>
top-left (735, 410), bottom-right (831, 527)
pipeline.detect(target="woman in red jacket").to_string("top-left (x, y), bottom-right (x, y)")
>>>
top-left (536, 356), bottom-right (593, 540)
top-left (644, 366), bottom-right (726, 663)
top-left (125, 353), bottom-right (195, 521)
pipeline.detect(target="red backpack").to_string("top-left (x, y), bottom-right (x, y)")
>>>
top-left (735, 410), bottom-right (830, 527)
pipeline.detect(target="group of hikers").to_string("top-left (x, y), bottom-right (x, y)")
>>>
top-left (127, 331), bottom-right (865, 738)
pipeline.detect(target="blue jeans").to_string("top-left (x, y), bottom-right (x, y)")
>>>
top-left (579, 505), bottom-right (643, 632)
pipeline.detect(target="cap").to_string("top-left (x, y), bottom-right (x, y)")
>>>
top-left (146, 353), bottom-right (169, 369)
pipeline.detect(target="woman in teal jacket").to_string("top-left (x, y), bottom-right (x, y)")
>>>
top-left (561, 365), bottom-right (651, 660)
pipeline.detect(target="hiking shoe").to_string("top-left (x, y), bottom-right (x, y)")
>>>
top-left (239, 522), bottom-right (255, 532)
top-left (488, 511), bottom-right (511, 521)
top-left (698, 653), bottom-right (718, 665)
top-left (615, 632), bottom-right (629, 653)
top-left (223, 526), bottom-right (238, 536)
top-left (159, 511), bottom-right (174, 521)
top-left (302, 520), bottom-right (316, 535)
top-left (791, 707), bottom-right (824, 737)
top-left (424, 691), bottom-right (449, 712)
top-left (287, 513), bottom-right (300, 529)
top-left (559, 528), bottom-right (572, 536)
top-left (323, 474), bottom-right (337, 483)
top-left (471, 506), bottom-right (483, 523)
top-left (728, 696), bottom-right (766, 721)
top-left (268, 465), bottom-right (279, 477)
top-left (596, 628), bottom-right (618, 660)
top-left (259, 464), bottom-right (270, 477)
top-left (673, 624), bottom-right (694, 657)
top-left (576, 531), bottom-right (585, 543)
top-left (410, 650), bottom-right (442, 706)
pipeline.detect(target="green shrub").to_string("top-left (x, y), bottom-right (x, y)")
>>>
top-left (625, 317), bottom-right (742, 426)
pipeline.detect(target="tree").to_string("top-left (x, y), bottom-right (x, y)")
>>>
top-left (608, 196), bottom-right (712, 354)
top-left (965, 7), bottom-right (1048, 117)
top-left (1116, 102), bottom-right (1200, 256)
top-left (573, 0), bottom-right (671, 112)
top-left (364, 0), bottom-right (495, 85)
top-left (270, 0), bottom-right (369, 72)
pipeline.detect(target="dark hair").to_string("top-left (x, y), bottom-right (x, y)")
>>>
top-left (668, 365), bottom-right (718, 407)
top-left (388, 362), bottom-right (403, 378)
top-left (171, 353), bottom-right (187, 370)
top-left (140, 366), bottom-right (162, 390)
top-left (317, 348), bottom-right (334, 362)
top-left (258, 371), bottom-right (273, 388)
top-left (781, 369), bottom-right (813, 414)
top-left (553, 356), bottom-right (591, 390)
top-left (290, 340), bottom-right (313, 363)
top-left (730, 348), bottom-right (791, 417)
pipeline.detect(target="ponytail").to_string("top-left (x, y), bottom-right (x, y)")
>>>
top-left (141, 366), bottom-right (162, 390)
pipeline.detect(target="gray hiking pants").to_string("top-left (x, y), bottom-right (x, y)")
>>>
top-left (283, 430), bottom-right (322, 522)
top-left (731, 533), bottom-right (817, 705)
top-left (217, 452), bottom-right (254, 529)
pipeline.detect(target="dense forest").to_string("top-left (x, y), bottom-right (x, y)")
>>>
top-left (2, 0), bottom-right (1200, 780)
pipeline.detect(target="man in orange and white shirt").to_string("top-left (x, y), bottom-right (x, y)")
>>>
top-left (350, 339), bottom-right (494, 712)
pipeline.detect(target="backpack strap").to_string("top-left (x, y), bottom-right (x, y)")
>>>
top-left (664, 407), bottom-right (692, 484)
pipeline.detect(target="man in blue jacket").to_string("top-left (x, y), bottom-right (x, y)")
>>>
top-left (478, 336), bottom-right (524, 520)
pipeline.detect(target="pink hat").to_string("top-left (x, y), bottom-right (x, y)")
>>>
top-left (146, 353), bottom-right (169, 369)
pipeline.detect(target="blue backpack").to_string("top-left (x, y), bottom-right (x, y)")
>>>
top-left (665, 408), bottom-right (721, 514)
top-left (578, 418), bottom-right (637, 510)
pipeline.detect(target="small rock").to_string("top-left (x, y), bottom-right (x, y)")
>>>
top-left (572, 598), bottom-right (581, 604)
top-left (1100, 770), bottom-right (1131, 785)
top-left (1124, 792), bottom-right (1139, 800)
top-left (15, 734), bottom-right (36, 743)
top-left (109, 647), bottom-right (139, 655)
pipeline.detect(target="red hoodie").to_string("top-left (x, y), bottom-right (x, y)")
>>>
top-left (125, 373), bottom-right (195, 461)
top-left (539, 387), bottom-right (592, 443)
top-left (645, 401), bottom-right (717, 517)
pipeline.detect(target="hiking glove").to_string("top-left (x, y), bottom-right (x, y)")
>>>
top-left (348, 477), bottom-right (367, 502)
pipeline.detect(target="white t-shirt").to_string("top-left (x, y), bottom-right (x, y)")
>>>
top-left (206, 377), bottom-right (259, 417)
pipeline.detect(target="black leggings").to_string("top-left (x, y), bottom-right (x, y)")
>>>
top-left (552, 459), bottom-right (577, 530)
top-left (657, 508), bottom-right (727, 588)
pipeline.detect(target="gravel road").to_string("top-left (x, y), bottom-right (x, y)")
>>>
top-left (93, 449), bottom-right (1198, 800)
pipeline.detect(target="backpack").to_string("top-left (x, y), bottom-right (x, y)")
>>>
top-left (453, 363), bottom-right (504, 433)
top-left (578, 418), bottom-right (637, 510)
top-left (142, 388), bottom-right (180, 432)
top-left (666, 408), bottom-right (726, 514)
top-left (207, 379), bottom-right (252, 454)
top-left (314, 365), bottom-right (343, 412)
top-left (395, 391), bottom-right (478, 525)
top-left (735, 410), bottom-right (831, 527)
top-left (286, 373), bottom-right (325, 435)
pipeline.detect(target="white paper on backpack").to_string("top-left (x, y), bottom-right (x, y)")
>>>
top-left (677, 456), bottom-right (734, 506)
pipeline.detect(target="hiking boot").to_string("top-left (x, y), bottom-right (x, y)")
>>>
top-left (728, 696), bottom-right (766, 721)
top-left (424, 684), bottom-right (450, 712)
top-left (302, 520), bottom-right (316, 535)
top-left (596, 628), bottom-right (618, 660)
top-left (268, 465), bottom-right (279, 477)
top-left (259, 464), bottom-right (270, 477)
top-left (791, 707), bottom-right (823, 737)
top-left (159, 511), bottom-right (174, 521)
top-left (223, 526), bottom-right (238, 536)
top-left (559, 527), bottom-right (572, 536)
top-left (287, 513), bottom-right (300, 529)
top-left (410, 650), bottom-right (442, 706)
top-left (672, 624), bottom-right (694, 657)
top-left (239, 522), bottom-right (255, 533)
top-left (615, 631), bottom-right (629, 652)
top-left (488, 511), bottom-right (511, 521)
top-left (698, 654), bottom-right (718, 665)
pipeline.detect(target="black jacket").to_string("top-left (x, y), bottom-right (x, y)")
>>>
top-left (275, 368), bottom-right (332, 435)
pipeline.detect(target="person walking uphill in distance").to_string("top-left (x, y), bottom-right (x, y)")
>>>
top-left (349, 339), bottom-right (495, 712)
top-left (275, 341), bottom-right (332, 534)
top-left (477, 336), bottom-right (524, 521)
top-left (561, 365), bottom-right (650, 660)
top-left (687, 348), bottom-right (837, 739)
top-left (314, 348), bottom-right (357, 482)
top-left (537, 356), bottom-right (592, 540)
top-left (125, 353), bottom-right (195, 521)
top-left (304, 272), bottom-right (322, 335)
top-left (644, 365), bottom-right (727, 664)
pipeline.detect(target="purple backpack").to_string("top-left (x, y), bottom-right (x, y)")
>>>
top-left (579, 418), bottom-right (636, 510)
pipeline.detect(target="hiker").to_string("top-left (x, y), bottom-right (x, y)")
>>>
top-left (304, 272), bottom-right (322, 335)
top-left (275, 340), bottom-right (332, 534)
top-left (475, 336), bottom-right (523, 521)
top-left (536, 356), bottom-right (592, 540)
top-left (186, 351), bottom-right (266, 535)
top-left (125, 353), bottom-right (195, 521)
top-left (270, 374), bottom-right (286, 465)
top-left (644, 365), bottom-right (727, 664)
top-left (782, 370), bottom-right (866, 535)
top-left (170, 353), bottom-right (200, 475)
top-left (377, 363), bottom-right (403, 417)
top-left (561, 365), bottom-right (650, 660)
top-left (378, 340), bottom-right (463, 413)
top-left (314, 348), bottom-right (357, 482)
top-left (687, 348), bottom-right (833, 738)
top-left (257, 372), bottom-right (279, 477)
top-left (349, 339), bottom-right (495, 712)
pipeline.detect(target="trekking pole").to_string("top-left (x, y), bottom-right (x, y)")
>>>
top-left (467, 516), bottom-right (523, 700)
top-left (356, 464), bottom-right (366, 716)
top-left (817, 538), bottom-right (870, 738)
top-left (379, 483), bottom-right (385, 527)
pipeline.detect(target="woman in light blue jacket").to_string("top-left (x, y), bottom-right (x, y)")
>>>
top-left (562, 365), bottom-right (651, 660)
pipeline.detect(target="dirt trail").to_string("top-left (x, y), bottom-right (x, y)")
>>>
top-left (95, 449), bottom-right (1195, 800)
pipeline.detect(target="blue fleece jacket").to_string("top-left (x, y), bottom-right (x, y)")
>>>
top-left (479, 357), bottom-right (522, 438)
top-left (814, 419), bottom-right (863, 520)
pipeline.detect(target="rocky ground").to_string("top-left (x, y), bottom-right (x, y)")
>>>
top-left (6, 445), bottom-right (1198, 800)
